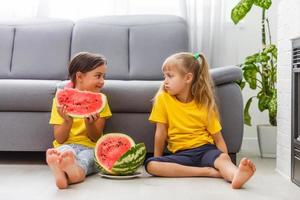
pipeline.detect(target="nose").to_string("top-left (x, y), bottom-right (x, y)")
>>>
top-left (100, 77), bottom-right (104, 83)
top-left (98, 79), bottom-right (104, 87)
top-left (164, 81), bottom-right (168, 87)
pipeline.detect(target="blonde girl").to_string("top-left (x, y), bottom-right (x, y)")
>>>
top-left (145, 52), bottom-right (255, 189)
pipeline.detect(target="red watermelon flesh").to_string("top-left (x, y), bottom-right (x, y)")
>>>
top-left (95, 134), bottom-right (135, 172)
top-left (56, 88), bottom-right (106, 118)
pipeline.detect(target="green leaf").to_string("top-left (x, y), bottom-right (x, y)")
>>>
top-left (254, 0), bottom-right (272, 9)
top-left (242, 63), bottom-right (257, 71)
top-left (243, 66), bottom-right (257, 89)
top-left (263, 44), bottom-right (276, 54)
top-left (268, 92), bottom-right (277, 126)
top-left (271, 46), bottom-right (278, 58)
top-left (236, 80), bottom-right (246, 90)
top-left (244, 97), bottom-right (254, 126)
top-left (231, 0), bottom-right (254, 24)
top-left (257, 94), bottom-right (271, 112)
top-left (257, 53), bottom-right (270, 63)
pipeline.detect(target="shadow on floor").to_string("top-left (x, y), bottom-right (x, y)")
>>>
top-left (0, 151), bottom-right (46, 164)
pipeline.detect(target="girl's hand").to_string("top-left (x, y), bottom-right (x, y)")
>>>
top-left (84, 113), bottom-right (99, 124)
top-left (57, 105), bottom-right (73, 123)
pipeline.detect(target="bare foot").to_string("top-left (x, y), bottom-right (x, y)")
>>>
top-left (231, 158), bottom-right (256, 189)
top-left (59, 150), bottom-right (85, 184)
top-left (46, 149), bottom-right (68, 189)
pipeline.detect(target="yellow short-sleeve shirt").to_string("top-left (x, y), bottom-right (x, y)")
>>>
top-left (149, 91), bottom-right (222, 153)
top-left (49, 93), bottom-right (112, 148)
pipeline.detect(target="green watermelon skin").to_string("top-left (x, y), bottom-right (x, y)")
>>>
top-left (112, 143), bottom-right (146, 175)
top-left (94, 158), bottom-right (111, 174)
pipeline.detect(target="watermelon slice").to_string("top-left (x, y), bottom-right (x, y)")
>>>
top-left (94, 133), bottom-right (146, 175)
top-left (55, 88), bottom-right (106, 118)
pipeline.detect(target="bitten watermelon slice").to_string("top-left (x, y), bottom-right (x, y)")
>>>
top-left (55, 88), bottom-right (106, 118)
top-left (94, 133), bottom-right (146, 175)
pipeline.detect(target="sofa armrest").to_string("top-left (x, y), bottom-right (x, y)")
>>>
top-left (210, 65), bottom-right (242, 86)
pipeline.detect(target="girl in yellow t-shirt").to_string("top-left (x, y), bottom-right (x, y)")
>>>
top-left (46, 52), bottom-right (112, 189)
top-left (145, 52), bottom-right (255, 189)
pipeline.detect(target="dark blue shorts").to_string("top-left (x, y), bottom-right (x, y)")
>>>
top-left (145, 144), bottom-right (222, 171)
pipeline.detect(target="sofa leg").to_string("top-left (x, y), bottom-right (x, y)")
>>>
top-left (228, 153), bottom-right (236, 165)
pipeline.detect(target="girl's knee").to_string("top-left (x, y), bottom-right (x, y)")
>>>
top-left (145, 161), bottom-right (160, 175)
top-left (217, 153), bottom-right (231, 161)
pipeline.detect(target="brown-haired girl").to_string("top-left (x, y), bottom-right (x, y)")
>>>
top-left (46, 52), bottom-right (112, 189)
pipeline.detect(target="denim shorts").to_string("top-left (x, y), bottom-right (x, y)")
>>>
top-left (145, 144), bottom-right (222, 171)
top-left (56, 144), bottom-right (99, 176)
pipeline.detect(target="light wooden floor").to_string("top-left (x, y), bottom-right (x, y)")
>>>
top-left (0, 149), bottom-right (300, 200)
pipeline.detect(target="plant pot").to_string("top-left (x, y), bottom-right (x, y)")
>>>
top-left (257, 124), bottom-right (277, 158)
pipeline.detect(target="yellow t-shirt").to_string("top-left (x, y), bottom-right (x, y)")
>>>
top-left (49, 93), bottom-right (112, 148)
top-left (149, 91), bottom-right (222, 153)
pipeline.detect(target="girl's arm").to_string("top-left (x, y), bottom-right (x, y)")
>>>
top-left (212, 132), bottom-right (228, 153)
top-left (85, 114), bottom-right (105, 142)
top-left (53, 121), bottom-right (73, 144)
top-left (53, 105), bottom-right (73, 144)
top-left (154, 122), bottom-right (168, 157)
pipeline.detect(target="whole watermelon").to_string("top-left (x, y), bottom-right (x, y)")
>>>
top-left (94, 133), bottom-right (146, 175)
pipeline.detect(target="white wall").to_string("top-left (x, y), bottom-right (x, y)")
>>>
top-left (276, 0), bottom-right (300, 178)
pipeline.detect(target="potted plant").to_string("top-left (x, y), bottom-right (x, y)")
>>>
top-left (231, 0), bottom-right (277, 158)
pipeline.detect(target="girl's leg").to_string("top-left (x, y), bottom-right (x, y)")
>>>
top-left (59, 150), bottom-right (86, 184)
top-left (46, 148), bottom-right (68, 189)
top-left (147, 161), bottom-right (221, 177)
top-left (214, 153), bottom-right (256, 189)
top-left (76, 148), bottom-right (97, 176)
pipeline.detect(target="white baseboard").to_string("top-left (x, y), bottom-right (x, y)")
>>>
top-left (275, 168), bottom-right (291, 179)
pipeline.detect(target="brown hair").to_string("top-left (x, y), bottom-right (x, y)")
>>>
top-left (155, 52), bottom-right (220, 119)
top-left (68, 52), bottom-right (107, 86)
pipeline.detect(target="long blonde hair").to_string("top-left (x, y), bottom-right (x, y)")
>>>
top-left (155, 52), bottom-right (220, 119)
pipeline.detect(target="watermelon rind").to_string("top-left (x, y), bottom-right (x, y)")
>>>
top-left (112, 143), bottom-right (146, 175)
top-left (55, 88), bottom-right (107, 118)
top-left (94, 133), bottom-right (135, 175)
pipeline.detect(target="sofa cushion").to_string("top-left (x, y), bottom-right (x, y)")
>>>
top-left (0, 26), bottom-right (14, 78)
top-left (129, 20), bottom-right (188, 80)
top-left (0, 79), bottom-right (60, 111)
top-left (71, 23), bottom-right (129, 80)
top-left (8, 19), bottom-right (73, 80)
top-left (211, 66), bottom-right (242, 85)
top-left (74, 15), bottom-right (188, 80)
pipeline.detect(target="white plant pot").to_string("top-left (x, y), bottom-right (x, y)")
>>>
top-left (257, 124), bottom-right (277, 158)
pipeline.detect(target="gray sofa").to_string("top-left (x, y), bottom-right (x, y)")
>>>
top-left (0, 15), bottom-right (243, 162)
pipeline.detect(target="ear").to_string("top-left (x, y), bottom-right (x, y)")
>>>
top-left (76, 72), bottom-right (83, 82)
top-left (185, 72), bottom-right (193, 84)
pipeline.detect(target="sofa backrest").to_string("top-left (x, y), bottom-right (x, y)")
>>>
top-left (0, 19), bottom-right (73, 80)
top-left (71, 15), bottom-right (189, 80)
top-left (0, 16), bottom-right (188, 81)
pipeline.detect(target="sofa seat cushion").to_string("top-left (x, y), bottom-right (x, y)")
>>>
top-left (0, 79), bottom-right (60, 111)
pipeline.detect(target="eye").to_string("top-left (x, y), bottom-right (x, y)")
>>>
top-left (96, 74), bottom-right (103, 79)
